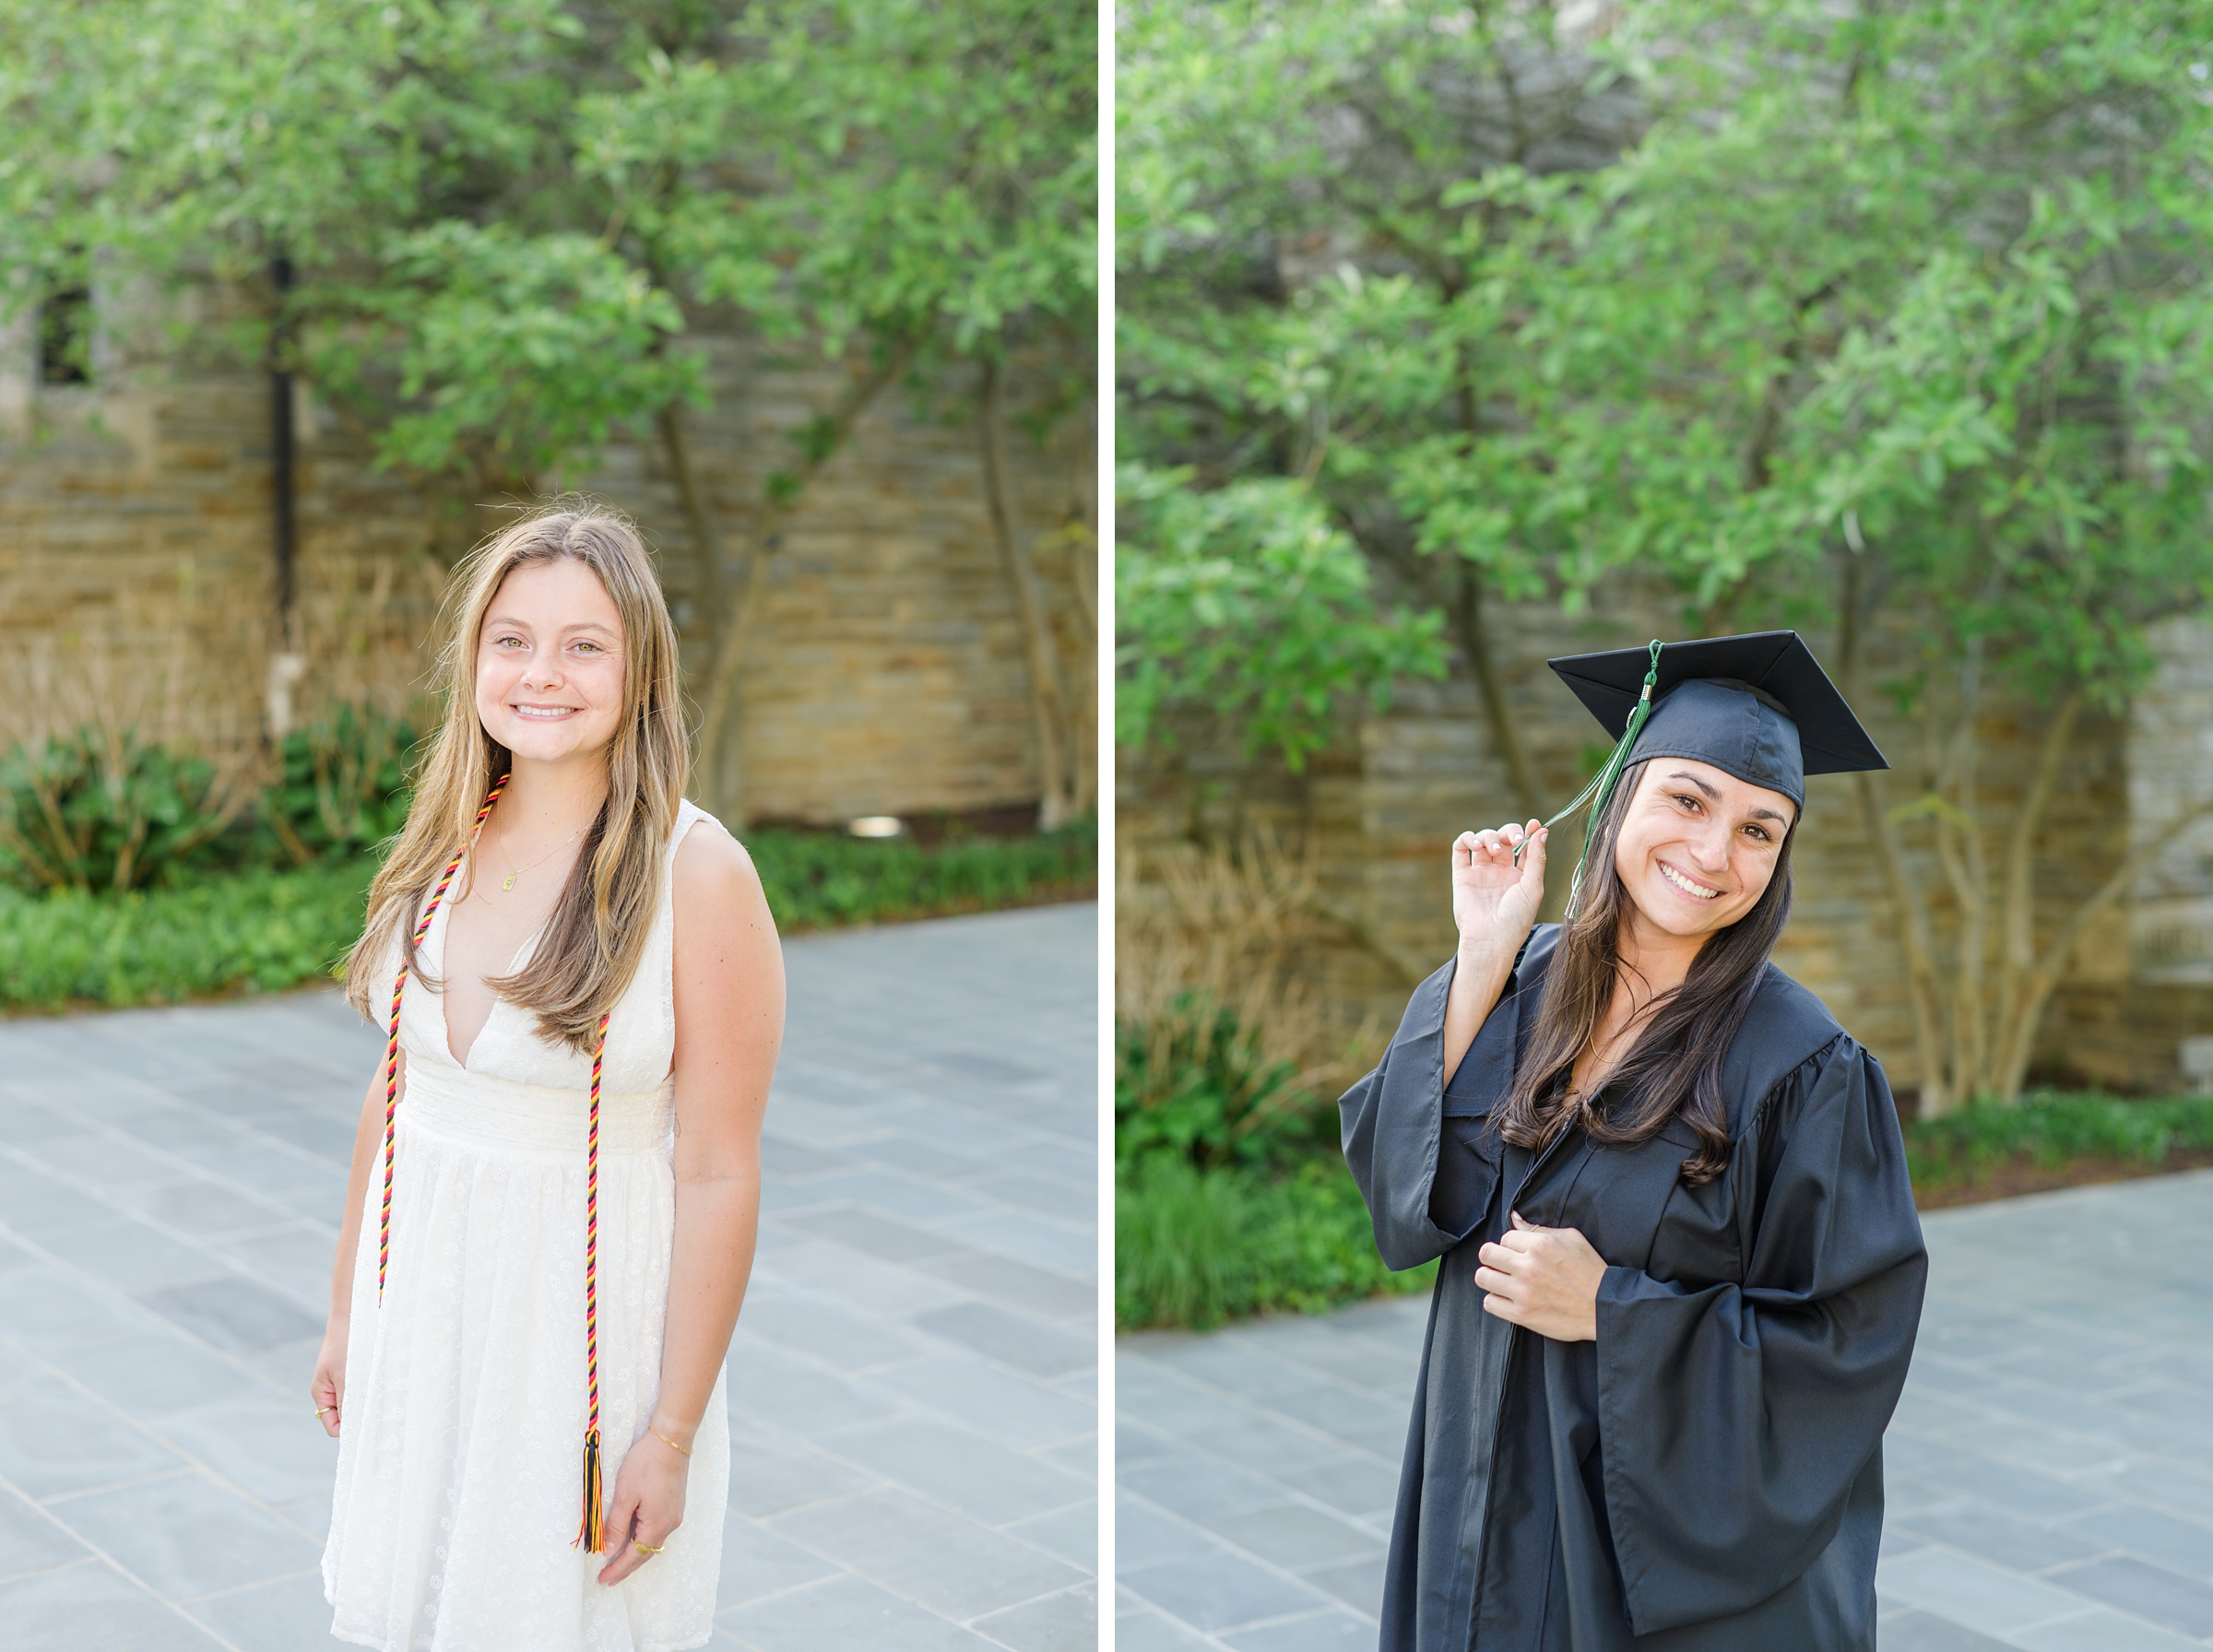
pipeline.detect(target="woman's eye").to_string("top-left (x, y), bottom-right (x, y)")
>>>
top-left (1675, 794), bottom-right (1700, 811)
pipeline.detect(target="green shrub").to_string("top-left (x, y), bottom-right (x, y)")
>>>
top-left (747, 816), bottom-right (1095, 932)
top-left (0, 817), bottom-right (1095, 1013)
top-left (1906, 1092), bottom-right (2213, 1188)
top-left (1116, 1156), bottom-right (1435, 1330)
top-left (1113, 994), bottom-right (1402, 1329)
top-left (259, 704), bottom-right (420, 865)
top-left (1116, 992), bottom-right (1343, 1174)
top-left (0, 727), bottom-right (241, 893)
top-left (0, 861), bottom-right (373, 1009)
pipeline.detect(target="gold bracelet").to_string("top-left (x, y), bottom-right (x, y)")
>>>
top-left (648, 1423), bottom-right (693, 1457)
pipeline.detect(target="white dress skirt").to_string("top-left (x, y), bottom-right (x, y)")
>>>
top-left (324, 800), bottom-right (729, 1651)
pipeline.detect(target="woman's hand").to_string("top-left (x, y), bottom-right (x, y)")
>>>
top-left (311, 1321), bottom-right (347, 1436)
top-left (1474, 1211), bottom-right (1607, 1341)
top-left (594, 1421), bottom-right (692, 1587)
top-left (1451, 820), bottom-right (1547, 962)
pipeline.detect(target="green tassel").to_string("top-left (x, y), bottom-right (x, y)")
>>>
top-left (1514, 639), bottom-right (1664, 921)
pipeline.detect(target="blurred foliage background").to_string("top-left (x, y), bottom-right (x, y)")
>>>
top-left (0, 0), bottom-right (1097, 1010)
top-left (1116, 0), bottom-right (2213, 1326)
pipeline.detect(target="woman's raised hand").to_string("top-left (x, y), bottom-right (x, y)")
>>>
top-left (1450, 820), bottom-right (1546, 960)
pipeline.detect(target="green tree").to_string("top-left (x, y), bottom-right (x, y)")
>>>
top-left (1118, 0), bottom-right (2213, 1108)
top-left (1527, 0), bottom-right (2213, 1107)
top-left (4, 0), bottom-right (1097, 827)
top-left (1118, 0), bottom-right (1674, 815)
top-left (582, 0), bottom-right (1098, 825)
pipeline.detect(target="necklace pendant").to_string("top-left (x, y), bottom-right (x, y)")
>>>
top-left (502, 872), bottom-right (517, 891)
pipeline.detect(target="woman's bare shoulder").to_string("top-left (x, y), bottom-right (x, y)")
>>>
top-left (671, 814), bottom-right (775, 932)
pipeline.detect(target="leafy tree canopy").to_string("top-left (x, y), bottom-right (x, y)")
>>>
top-left (1117, 0), bottom-right (2213, 767)
top-left (1, 0), bottom-right (1095, 491)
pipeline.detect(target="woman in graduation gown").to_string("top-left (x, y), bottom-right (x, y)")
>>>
top-left (1340, 632), bottom-right (1928, 1652)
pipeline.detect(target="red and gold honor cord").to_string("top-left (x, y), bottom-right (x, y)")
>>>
top-left (379, 773), bottom-right (508, 1301)
top-left (573, 1008), bottom-right (612, 1553)
top-left (373, 773), bottom-right (620, 1552)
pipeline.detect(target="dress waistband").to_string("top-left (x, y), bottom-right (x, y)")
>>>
top-left (400, 1059), bottom-right (675, 1156)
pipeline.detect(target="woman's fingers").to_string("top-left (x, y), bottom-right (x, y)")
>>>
top-left (596, 1494), bottom-right (643, 1584)
top-left (1475, 1241), bottom-right (1525, 1273)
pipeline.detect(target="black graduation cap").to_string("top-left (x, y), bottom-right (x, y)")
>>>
top-left (1520, 631), bottom-right (1887, 914)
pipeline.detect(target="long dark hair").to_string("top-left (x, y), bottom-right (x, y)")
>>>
top-left (1492, 760), bottom-right (1796, 1184)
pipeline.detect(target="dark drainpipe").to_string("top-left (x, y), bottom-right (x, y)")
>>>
top-left (270, 253), bottom-right (297, 641)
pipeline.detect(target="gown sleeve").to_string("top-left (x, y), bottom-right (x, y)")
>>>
top-left (1339, 936), bottom-right (1533, 1271)
top-left (1591, 1036), bottom-right (1927, 1635)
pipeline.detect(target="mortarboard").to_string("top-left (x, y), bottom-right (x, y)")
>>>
top-left (1518, 631), bottom-right (1888, 914)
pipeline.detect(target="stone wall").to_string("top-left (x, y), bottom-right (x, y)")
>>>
top-left (0, 308), bottom-right (1094, 830)
top-left (1118, 577), bottom-right (2212, 1101)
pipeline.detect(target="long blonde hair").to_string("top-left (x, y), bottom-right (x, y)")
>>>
top-left (342, 504), bottom-right (689, 1052)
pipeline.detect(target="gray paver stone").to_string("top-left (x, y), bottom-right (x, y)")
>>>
top-left (1118, 1551), bottom-right (1331, 1634)
top-left (2045, 1555), bottom-right (2213, 1638)
top-left (970, 1581), bottom-right (1098, 1652)
top-left (913, 1302), bottom-right (1094, 1378)
top-left (44, 1469), bottom-right (321, 1600)
top-left (182, 1569), bottom-right (345, 1652)
top-left (0, 1557), bottom-right (230, 1650)
top-left (770, 1486), bottom-right (1086, 1620)
top-left (1217, 1609), bottom-right (1380, 1652)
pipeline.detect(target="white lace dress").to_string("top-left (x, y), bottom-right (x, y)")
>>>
top-left (324, 800), bottom-right (729, 1652)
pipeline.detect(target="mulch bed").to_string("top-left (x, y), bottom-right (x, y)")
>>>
top-left (1913, 1150), bottom-right (2213, 1210)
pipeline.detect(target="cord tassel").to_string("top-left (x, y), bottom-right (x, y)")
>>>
top-left (575, 1428), bottom-right (605, 1552)
top-left (1515, 639), bottom-right (1664, 920)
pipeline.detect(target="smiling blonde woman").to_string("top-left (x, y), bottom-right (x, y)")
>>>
top-left (311, 505), bottom-right (785, 1651)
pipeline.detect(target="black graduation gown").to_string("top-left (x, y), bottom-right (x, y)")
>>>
top-left (1339, 925), bottom-right (1927, 1652)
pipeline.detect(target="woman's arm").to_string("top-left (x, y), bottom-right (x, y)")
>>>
top-left (1589, 1043), bottom-right (1926, 1634)
top-left (313, 1048), bottom-right (404, 1436)
top-left (595, 817), bottom-right (784, 1586)
top-left (1442, 820), bottom-right (1548, 1083)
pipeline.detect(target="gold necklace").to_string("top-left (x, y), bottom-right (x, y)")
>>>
top-left (492, 822), bottom-right (586, 892)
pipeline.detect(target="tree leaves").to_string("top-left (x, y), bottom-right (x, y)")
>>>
top-left (1117, 464), bottom-right (1446, 771)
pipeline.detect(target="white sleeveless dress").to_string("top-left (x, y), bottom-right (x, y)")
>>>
top-left (324, 799), bottom-right (730, 1652)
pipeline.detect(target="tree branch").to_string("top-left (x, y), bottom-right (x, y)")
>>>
top-left (693, 335), bottom-right (914, 820)
top-left (979, 353), bottom-right (1078, 829)
top-left (2002, 788), bottom-right (2213, 1100)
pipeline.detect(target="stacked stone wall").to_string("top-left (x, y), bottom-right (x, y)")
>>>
top-left (0, 323), bottom-right (1092, 829)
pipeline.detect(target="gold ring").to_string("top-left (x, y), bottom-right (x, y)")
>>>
top-left (315, 1405), bottom-right (334, 1416)
top-left (634, 1541), bottom-right (663, 1557)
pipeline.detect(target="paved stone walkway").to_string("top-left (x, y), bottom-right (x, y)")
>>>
top-left (0, 901), bottom-right (1097, 1652)
top-left (1118, 1171), bottom-right (2213, 1652)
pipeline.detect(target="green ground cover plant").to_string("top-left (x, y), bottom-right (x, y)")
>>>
top-left (746, 819), bottom-right (1097, 933)
top-left (0, 862), bottom-right (373, 1009)
top-left (1905, 1092), bottom-right (2213, 1195)
top-left (0, 817), bottom-right (1095, 1015)
top-left (1116, 994), bottom-right (1433, 1331)
top-left (1117, 1156), bottom-right (1437, 1331)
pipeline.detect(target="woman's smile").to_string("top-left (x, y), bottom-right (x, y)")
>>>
top-left (510, 702), bottom-right (582, 721)
top-left (1656, 858), bottom-right (1722, 902)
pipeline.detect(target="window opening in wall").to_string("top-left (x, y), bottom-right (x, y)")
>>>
top-left (38, 286), bottom-right (91, 385)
